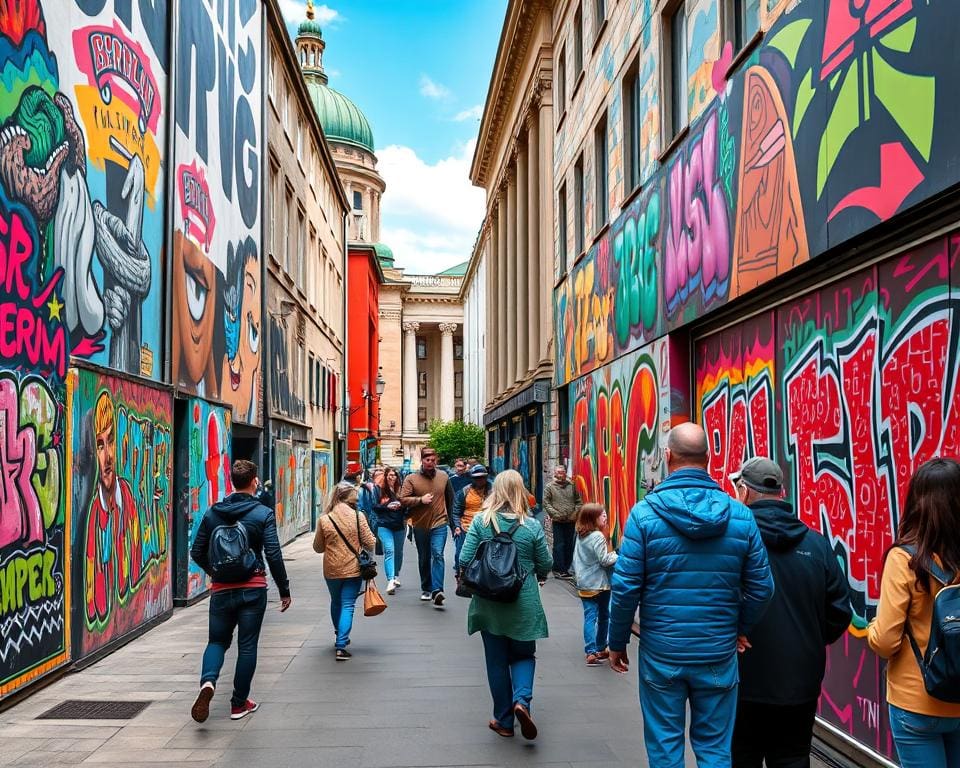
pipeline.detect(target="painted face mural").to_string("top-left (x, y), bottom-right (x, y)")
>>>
top-left (173, 230), bottom-right (217, 391)
top-left (221, 238), bottom-right (261, 423)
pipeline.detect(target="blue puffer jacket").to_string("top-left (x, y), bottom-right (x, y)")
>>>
top-left (608, 468), bottom-right (774, 665)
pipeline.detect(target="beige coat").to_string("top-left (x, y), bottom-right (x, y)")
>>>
top-left (313, 503), bottom-right (376, 579)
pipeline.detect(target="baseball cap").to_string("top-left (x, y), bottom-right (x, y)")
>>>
top-left (729, 457), bottom-right (783, 494)
top-left (469, 464), bottom-right (489, 477)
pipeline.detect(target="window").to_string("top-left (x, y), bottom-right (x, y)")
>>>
top-left (594, 112), bottom-right (608, 231)
top-left (574, 5), bottom-right (583, 77)
top-left (624, 61), bottom-right (642, 192)
top-left (284, 185), bottom-right (293, 272)
top-left (574, 153), bottom-right (585, 256)
top-left (297, 208), bottom-right (306, 288)
top-left (268, 47), bottom-right (276, 103)
top-left (281, 83), bottom-right (289, 134)
top-left (418, 371), bottom-right (427, 398)
top-left (668, 1), bottom-right (689, 137)
top-left (308, 354), bottom-right (314, 406)
top-left (309, 226), bottom-right (317, 305)
top-left (296, 125), bottom-right (303, 163)
top-left (557, 45), bottom-right (567, 110)
top-left (454, 371), bottom-right (463, 399)
top-left (454, 337), bottom-right (464, 360)
top-left (455, 407), bottom-right (463, 423)
top-left (353, 190), bottom-right (363, 211)
top-left (729, 0), bottom-right (760, 52)
top-left (416, 336), bottom-right (427, 360)
top-left (418, 407), bottom-right (428, 433)
top-left (558, 183), bottom-right (568, 273)
top-left (595, 0), bottom-right (606, 28)
top-left (268, 158), bottom-right (279, 258)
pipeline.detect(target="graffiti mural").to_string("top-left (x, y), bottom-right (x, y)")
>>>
top-left (67, 369), bottom-right (172, 659)
top-left (274, 441), bottom-right (310, 545)
top-left (555, 0), bottom-right (960, 387)
top-left (312, 448), bottom-right (332, 526)
top-left (269, 316), bottom-right (305, 423)
top-left (569, 339), bottom-right (675, 543)
top-left (174, 398), bottom-right (231, 601)
top-left (173, 0), bottom-right (262, 425)
top-left (693, 233), bottom-right (960, 758)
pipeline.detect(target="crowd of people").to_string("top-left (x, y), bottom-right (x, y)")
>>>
top-left (186, 427), bottom-right (960, 768)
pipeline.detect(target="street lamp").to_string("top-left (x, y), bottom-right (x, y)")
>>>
top-left (375, 370), bottom-right (386, 398)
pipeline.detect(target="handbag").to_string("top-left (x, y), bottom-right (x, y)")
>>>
top-left (363, 579), bottom-right (387, 616)
top-left (328, 512), bottom-right (378, 581)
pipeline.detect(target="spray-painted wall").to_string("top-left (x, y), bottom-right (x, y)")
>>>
top-left (275, 441), bottom-right (310, 545)
top-left (312, 448), bottom-right (333, 526)
top-left (175, 398), bottom-right (231, 602)
top-left (172, 0), bottom-right (262, 425)
top-left (67, 368), bottom-right (172, 660)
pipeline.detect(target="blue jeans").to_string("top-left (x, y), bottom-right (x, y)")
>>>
top-left (890, 704), bottom-right (960, 768)
top-left (378, 528), bottom-right (405, 581)
top-left (639, 653), bottom-right (739, 768)
top-left (480, 631), bottom-right (536, 729)
top-left (581, 591), bottom-right (611, 654)
top-left (413, 525), bottom-right (447, 594)
top-left (453, 531), bottom-right (466, 571)
top-left (326, 577), bottom-right (363, 649)
top-left (200, 587), bottom-right (267, 708)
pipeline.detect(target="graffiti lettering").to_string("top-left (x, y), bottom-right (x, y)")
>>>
top-left (0, 550), bottom-right (57, 617)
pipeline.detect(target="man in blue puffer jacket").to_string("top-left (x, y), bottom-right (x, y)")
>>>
top-left (608, 423), bottom-right (774, 768)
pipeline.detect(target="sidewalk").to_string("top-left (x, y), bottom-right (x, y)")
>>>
top-left (2, 535), bottom-right (707, 766)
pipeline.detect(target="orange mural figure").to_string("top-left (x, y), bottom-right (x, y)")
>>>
top-left (732, 67), bottom-right (809, 297)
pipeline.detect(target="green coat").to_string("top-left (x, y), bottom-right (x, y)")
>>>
top-left (460, 511), bottom-right (553, 641)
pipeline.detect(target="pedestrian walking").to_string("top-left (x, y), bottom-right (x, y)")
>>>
top-left (608, 423), bottom-right (774, 768)
top-left (729, 457), bottom-right (852, 768)
top-left (868, 458), bottom-right (960, 768)
top-left (400, 448), bottom-right (455, 607)
top-left (459, 469), bottom-right (552, 740)
top-left (573, 503), bottom-right (618, 667)
top-left (450, 458), bottom-right (472, 495)
top-left (358, 467), bottom-right (383, 527)
top-left (190, 460), bottom-right (292, 723)
top-left (452, 464), bottom-right (492, 571)
top-left (542, 466), bottom-right (582, 578)
top-left (313, 482), bottom-right (377, 660)
top-left (374, 467), bottom-right (406, 594)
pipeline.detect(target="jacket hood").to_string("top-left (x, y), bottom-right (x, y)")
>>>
top-left (750, 499), bottom-right (807, 551)
top-left (210, 492), bottom-right (263, 521)
top-left (645, 468), bottom-right (732, 540)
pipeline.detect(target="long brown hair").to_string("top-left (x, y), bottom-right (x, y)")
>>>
top-left (378, 467), bottom-right (402, 500)
top-left (576, 503), bottom-right (607, 538)
top-left (893, 458), bottom-right (960, 591)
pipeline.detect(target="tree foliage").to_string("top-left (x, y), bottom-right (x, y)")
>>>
top-left (427, 420), bottom-right (485, 464)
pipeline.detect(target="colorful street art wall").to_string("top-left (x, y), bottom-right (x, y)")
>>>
top-left (275, 441), bottom-right (310, 545)
top-left (312, 448), bottom-right (333, 527)
top-left (67, 368), bottom-right (172, 660)
top-left (556, 0), bottom-right (960, 386)
top-left (569, 339), bottom-right (677, 543)
top-left (694, 232), bottom-right (960, 759)
top-left (174, 398), bottom-right (231, 602)
top-left (172, 0), bottom-right (262, 425)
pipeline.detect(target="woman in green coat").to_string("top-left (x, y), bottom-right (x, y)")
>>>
top-left (459, 469), bottom-right (553, 740)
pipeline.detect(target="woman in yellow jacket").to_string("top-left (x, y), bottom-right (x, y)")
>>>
top-left (868, 458), bottom-right (960, 768)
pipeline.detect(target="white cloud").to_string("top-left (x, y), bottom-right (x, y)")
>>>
top-left (453, 104), bottom-right (483, 122)
top-left (378, 139), bottom-right (485, 274)
top-left (419, 74), bottom-right (451, 101)
top-left (279, 0), bottom-right (340, 26)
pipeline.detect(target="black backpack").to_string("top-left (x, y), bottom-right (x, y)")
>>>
top-left (207, 516), bottom-right (258, 583)
top-left (461, 518), bottom-right (528, 603)
top-left (900, 545), bottom-right (960, 703)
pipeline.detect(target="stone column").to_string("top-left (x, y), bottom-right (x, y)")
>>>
top-left (439, 323), bottom-right (457, 422)
top-left (506, 165), bottom-right (517, 388)
top-left (485, 223), bottom-right (496, 406)
top-left (497, 193), bottom-right (508, 396)
top-left (537, 83), bottom-right (554, 365)
top-left (526, 111), bottom-right (540, 375)
top-left (402, 322), bottom-right (420, 435)
top-left (516, 142), bottom-right (529, 379)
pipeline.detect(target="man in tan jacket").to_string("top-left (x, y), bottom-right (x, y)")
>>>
top-left (400, 448), bottom-right (455, 607)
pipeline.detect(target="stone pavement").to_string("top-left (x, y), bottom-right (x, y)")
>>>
top-left (0, 533), bottom-right (813, 767)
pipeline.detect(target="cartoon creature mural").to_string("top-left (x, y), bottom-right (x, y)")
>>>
top-left (221, 237), bottom-right (260, 422)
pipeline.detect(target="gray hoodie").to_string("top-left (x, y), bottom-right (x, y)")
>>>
top-left (573, 531), bottom-right (618, 591)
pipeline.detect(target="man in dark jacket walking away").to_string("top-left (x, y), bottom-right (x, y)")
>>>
top-left (190, 460), bottom-right (292, 723)
top-left (542, 466), bottom-right (582, 577)
top-left (730, 457), bottom-right (852, 768)
top-left (608, 423), bottom-right (774, 768)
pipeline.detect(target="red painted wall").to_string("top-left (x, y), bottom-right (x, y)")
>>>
top-left (347, 247), bottom-right (380, 465)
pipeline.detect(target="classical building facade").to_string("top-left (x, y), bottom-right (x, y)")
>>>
top-left (460, 253), bottom-right (487, 425)
top-left (266, 1), bottom-right (348, 532)
top-left (469, 0), bottom-right (554, 499)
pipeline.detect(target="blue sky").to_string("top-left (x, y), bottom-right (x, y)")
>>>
top-left (280, 1), bottom-right (508, 272)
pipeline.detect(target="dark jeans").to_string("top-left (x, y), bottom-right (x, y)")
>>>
top-left (480, 631), bottom-right (536, 729)
top-left (200, 588), bottom-right (267, 708)
top-left (551, 521), bottom-right (576, 573)
top-left (732, 699), bottom-right (818, 768)
top-left (413, 525), bottom-right (447, 594)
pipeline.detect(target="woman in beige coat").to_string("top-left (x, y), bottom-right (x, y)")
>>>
top-left (314, 482), bottom-right (376, 659)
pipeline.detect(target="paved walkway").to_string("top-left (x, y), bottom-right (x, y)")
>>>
top-left (2, 535), bottom-right (716, 766)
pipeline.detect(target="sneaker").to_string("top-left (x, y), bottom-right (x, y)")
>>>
top-left (596, 649), bottom-right (610, 660)
top-left (513, 703), bottom-right (537, 740)
top-left (335, 649), bottom-right (352, 661)
top-left (394, 577), bottom-right (401, 588)
top-left (585, 653), bottom-right (604, 666)
top-left (191, 682), bottom-right (215, 723)
top-left (386, 579), bottom-right (396, 595)
top-left (420, 591), bottom-right (432, 601)
top-left (229, 699), bottom-right (260, 720)
top-left (432, 591), bottom-right (445, 608)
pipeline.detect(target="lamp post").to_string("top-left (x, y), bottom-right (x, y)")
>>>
top-left (374, 369), bottom-right (386, 461)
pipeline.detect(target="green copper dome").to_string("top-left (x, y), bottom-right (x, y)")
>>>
top-left (298, 18), bottom-right (323, 37)
top-left (305, 81), bottom-right (375, 153)
top-left (373, 242), bottom-right (394, 267)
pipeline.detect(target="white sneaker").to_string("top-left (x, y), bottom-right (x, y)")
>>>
top-left (394, 577), bottom-right (401, 588)
top-left (387, 579), bottom-right (396, 595)
top-left (420, 591), bottom-right (432, 601)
